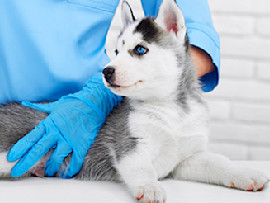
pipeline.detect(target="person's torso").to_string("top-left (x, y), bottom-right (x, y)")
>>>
top-left (0, 0), bottom-right (120, 103)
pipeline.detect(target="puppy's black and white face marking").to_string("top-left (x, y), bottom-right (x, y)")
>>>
top-left (134, 18), bottom-right (161, 44)
top-left (103, 0), bottom-right (188, 101)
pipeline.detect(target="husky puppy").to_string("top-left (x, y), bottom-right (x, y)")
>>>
top-left (0, 0), bottom-right (268, 202)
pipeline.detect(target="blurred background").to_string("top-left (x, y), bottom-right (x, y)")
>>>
top-left (106, 0), bottom-right (270, 161)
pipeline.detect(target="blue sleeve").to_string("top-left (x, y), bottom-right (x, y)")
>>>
top-left (140, 0), bottom-right (220, 92)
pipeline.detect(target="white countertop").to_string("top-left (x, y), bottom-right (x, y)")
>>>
top-left (0, 161), bottom-right (269, 203)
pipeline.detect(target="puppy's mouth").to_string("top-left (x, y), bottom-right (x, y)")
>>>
top-left (108, 80), bottom-right (143, 89)
top-left (108, 82), bottom-right (121, 88)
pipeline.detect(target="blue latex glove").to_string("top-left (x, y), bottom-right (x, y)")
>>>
top-left (7, 76), bottom-right (122, 178)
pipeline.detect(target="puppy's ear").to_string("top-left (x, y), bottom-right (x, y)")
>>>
top-left (121, 1), bottom-right (136, 27)
top-left (155, 0), bottom-right (186, 40)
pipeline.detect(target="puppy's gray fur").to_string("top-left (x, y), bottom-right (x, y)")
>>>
top-left (0, 103), bottom-right (47, 152)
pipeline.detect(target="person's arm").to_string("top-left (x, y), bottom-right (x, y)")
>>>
top-left (140, 0), bottom-right (220, 92)
top-left (190, 45), bottom-right (215, 78)
top-left (8, 77), bottom-right (122, 178)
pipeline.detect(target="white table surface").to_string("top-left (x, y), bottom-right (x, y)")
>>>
top-left (0, 161), bottom-right (269, 203)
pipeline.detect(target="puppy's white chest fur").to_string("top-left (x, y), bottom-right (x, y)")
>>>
top-left (129, 100), bottom-right (208, 178)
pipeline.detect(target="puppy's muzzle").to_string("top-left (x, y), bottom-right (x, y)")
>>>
top-left (103, 67), bottom-right (120, 87)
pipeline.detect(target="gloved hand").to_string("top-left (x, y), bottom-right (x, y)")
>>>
top-left (7, 76), bottom-right (122, 178)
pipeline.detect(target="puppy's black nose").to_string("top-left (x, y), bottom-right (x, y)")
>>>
top-left (103, 66), bottom-right (115, 83)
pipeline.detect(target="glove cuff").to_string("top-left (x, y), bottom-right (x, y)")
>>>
top-left (65, 76), bottom-right (122, 122)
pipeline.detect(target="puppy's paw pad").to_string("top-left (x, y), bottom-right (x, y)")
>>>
top-left (31, 162), bottom-right (46, 177)
top-left (245, 184), bottom-right (254, 191)
top-left (229, 168), bottom-right (268, 191)
top-left (135, 183), bottom-right (167, 203)
top-left (136, 194), bottom-right (144, 200)
top-left (258, 186), bottom-right (264, 191)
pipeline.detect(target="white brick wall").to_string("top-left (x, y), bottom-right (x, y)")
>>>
top-left (208, 0), bottom-right (270, 160)
top-left (208, 0), bottom-right (270, 14)
top-left (257, 62), bottom-right (270, 80)
top-left (256, 17), bottom-right (270, 36)
top-left (106, 0), bottom-right (270, 160)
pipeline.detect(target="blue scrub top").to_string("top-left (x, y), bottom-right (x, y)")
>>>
top-left (0, 0), bottom-right (220, 104)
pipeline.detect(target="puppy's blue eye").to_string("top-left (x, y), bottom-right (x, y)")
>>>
top-left (115, 49), bottom-right (119, 55)
top-left (135, 45), bottom-right (148, 55)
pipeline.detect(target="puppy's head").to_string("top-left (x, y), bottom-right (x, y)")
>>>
top-left (103, 0), bottom-right (189, 101)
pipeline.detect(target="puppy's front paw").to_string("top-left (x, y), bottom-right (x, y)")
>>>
top-left (226, 167), bottom-right (268, 191)
top-left (134, 183), bottom-right (167, 203)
